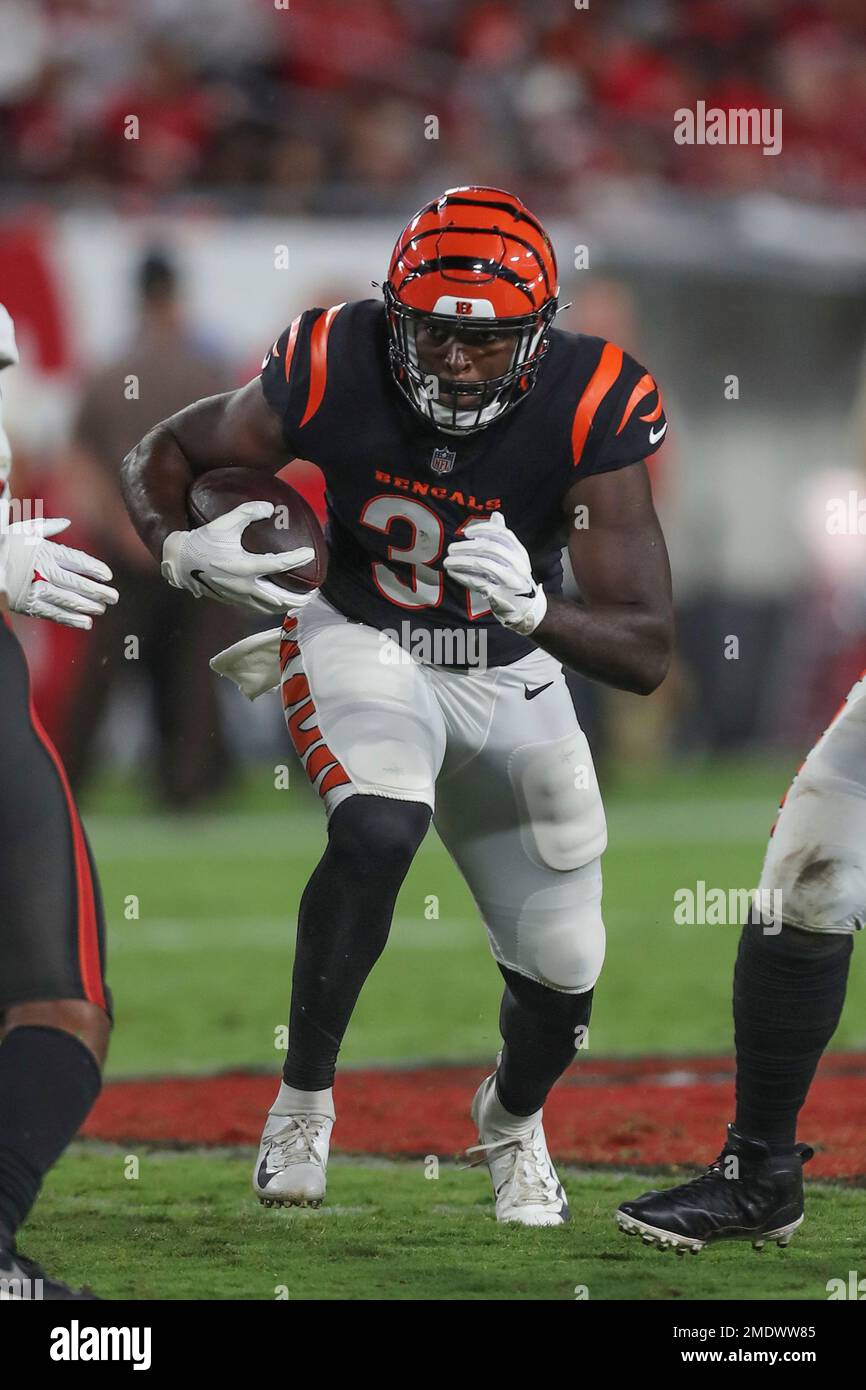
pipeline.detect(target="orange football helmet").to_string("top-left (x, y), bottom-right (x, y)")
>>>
top-left (383, 186), bottom-right (559, 434)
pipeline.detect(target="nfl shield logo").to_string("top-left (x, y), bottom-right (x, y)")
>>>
top-left (430, 446), bottom-right (456, 475)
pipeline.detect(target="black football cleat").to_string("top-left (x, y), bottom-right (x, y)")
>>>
top-left (615, 1124), bottom-right (813, 1255)
top-left (0, 1245), bottom-right (100, 1299)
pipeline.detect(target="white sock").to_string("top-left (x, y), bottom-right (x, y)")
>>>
top-left (485, 1078), bottom-right (541, 1134)
top-left (270, 1081), bottom-right (335, 1120)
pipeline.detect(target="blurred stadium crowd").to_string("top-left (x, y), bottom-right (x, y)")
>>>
top-left (1, 0), bottom-right (865, 210)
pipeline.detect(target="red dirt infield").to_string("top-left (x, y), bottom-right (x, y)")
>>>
top-left (82, 1053), bottom-right (866, 1180)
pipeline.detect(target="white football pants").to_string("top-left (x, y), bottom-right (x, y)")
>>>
top-left (758, 671), bottom-right (866, 934)
top-left (278, 593), bottom-right (607, 992)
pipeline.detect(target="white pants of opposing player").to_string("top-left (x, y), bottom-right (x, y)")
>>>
top-left (758, 671), bottom-right (866, 935)
top-left (279, 594), bottom-right (607, 994)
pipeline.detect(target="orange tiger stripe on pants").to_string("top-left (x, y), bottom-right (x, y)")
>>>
top-left (279, 614), bottom-right (352, 805)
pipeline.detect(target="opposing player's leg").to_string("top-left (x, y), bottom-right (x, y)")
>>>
top-left (0, 618), bottom-right (111, 1298)
top-left (254, 600), bottom-right (445, 1207)
top-left (433, 646), bottom-right (607, 1225)
top-left (617, 676), bottom-right (866, 1253)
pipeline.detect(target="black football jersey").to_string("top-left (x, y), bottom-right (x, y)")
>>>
top-left (260, 299), bottom-right (666, 667)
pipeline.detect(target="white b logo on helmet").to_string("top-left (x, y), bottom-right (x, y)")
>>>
top-left (431, 296), bottom-right (496, 318)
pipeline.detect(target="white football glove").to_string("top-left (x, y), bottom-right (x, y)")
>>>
top-left (161, 501), bottom-right (316, 615)
top-left (443, 510), bottom-right (547, 636)
top-left (3, 513), bottom-right (119, 630)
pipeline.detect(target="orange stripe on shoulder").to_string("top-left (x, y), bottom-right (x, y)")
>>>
top-left (571, 343), bottom-right (623, 466)
top-left (616, 373), bottom-right (656, 435)
top-left (300, 303), bottom-right (346, 427)
top-left (284, 314), bottom-right (302, 382)
top-left (640, 389), bottom-right (663, 424)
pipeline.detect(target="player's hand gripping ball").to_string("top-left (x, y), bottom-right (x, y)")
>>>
top-left (163, 467), bottom-right (328, 615)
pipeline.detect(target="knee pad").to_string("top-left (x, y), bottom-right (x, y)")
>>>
top-left (760, 842), bottom-right (866, 936)
top-left (505, 859), bottom-right (606, 993)
top-left (508, 732), bottom-right (607, 872)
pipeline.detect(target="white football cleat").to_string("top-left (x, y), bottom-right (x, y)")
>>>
top-left (466, 1072), bottom-right (570, 1227)
top-left (253, 1107), bottom-right (334, 1209)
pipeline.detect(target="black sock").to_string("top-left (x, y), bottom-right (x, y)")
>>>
top-left (495, 964), bottom-right (593, 1117)
top-left (284, 796), bottom-right (431, 1091)
top-left (734, 915), bottom-right (852, 1151)
top-left (0, 1026), bottom-right (102, 1246)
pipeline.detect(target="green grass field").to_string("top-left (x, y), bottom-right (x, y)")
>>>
top-left (22, 756), bottom-right (866, 1300)
top-left (27, 1151), bottom-right (866, 1302)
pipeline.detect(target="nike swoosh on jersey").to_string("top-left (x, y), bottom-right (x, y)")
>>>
top-left (648, 422), bottom-right (668, 445)
top-left (524, 682), bottom-right (554, 701)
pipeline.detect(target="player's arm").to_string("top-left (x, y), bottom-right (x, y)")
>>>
top-left (537, 463), bottom-right (673, 693)
top-left (444, 462), bottom-right (673, 694)
top-left (120, 379), bottom-right (312, 613)
top-left (120, 379), bottom-right (289, 560)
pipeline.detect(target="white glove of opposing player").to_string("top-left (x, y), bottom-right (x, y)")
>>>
top-left (161, 501), bottom-right (316, 615)
top-left (3, 514), bottom-right (119, 630)
top-left (443, 510), bottom-right (548, 636)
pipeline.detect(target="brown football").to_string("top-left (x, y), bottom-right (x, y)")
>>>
top-left (186, 467), bottom-right (327, 594)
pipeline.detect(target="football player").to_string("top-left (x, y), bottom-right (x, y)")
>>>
top-left (121, 187), bottom-right (673, 1226)
top-left (616, 680), bottom-right (863, 1252)
top-left (0, 304), bottom-right (119, 1297)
